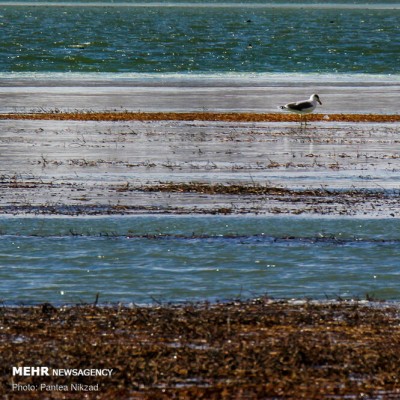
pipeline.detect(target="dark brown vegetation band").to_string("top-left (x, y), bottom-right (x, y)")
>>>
top-left (2, 300), bottom-right (400, 399)
top-left (2, 112), bottom-right (400, 122)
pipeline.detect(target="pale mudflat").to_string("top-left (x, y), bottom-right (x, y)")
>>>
top-left (0, 117), bottom-right (399, 217)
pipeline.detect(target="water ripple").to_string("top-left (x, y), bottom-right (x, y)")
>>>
top-left (0, 216), bottom-right (399, 304)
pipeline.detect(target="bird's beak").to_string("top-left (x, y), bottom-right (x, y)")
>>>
top-left (318, 99), bottom-right (322, 105)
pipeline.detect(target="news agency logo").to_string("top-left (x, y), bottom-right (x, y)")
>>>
top-left (13, 367), bottom-right (49, 376)
top-left (12, 366), bottom-right (113, 377)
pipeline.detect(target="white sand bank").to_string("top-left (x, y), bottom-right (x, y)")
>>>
top-left (1, 74), bottom-right (400, 114)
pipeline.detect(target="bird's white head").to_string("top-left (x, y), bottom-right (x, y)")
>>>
top-left (310, 94), bottom-right (322, 105)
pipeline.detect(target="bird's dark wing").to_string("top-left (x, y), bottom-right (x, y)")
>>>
top-left (286, 101), bottom-right (313, 111)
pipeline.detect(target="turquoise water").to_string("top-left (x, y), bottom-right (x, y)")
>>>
top-left (1, 216), bottom-right (400, 305)
top-left (1, 2), bottom-right (400, 74)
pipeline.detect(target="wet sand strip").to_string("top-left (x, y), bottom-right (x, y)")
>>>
top-left (2, 300), bottom-right (400, 399)
top-left (1, 115), bottom-right (400, 217)
top-left (2, 111), bottom-right (400, 123)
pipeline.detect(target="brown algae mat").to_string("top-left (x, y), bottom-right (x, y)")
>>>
top-left (2, 111), bottom-right (400, 123)
top-left (3, 300), bottom-right (400, 399)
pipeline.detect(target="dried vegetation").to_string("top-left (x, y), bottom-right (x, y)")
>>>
top-left (2, 111), bottom-right (400, 123)
top-left (2, 300), bottom-right (400, 399)
top-left (137, 182), bottom-right (385, 199)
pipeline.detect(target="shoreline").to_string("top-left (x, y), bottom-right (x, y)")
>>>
top-left (2, 75), bottom-right (400, 114)
top-left (2, 299), bottom-right (400, 399)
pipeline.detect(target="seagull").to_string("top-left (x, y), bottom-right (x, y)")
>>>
top-left (279, 94), bottom-right (322, 127)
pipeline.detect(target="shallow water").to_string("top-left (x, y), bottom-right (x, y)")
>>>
top-left (1, 215), bottom-right (399, 305)
top-left (1, 2), bottom-right (400, 74)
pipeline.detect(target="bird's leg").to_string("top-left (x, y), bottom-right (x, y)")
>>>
top-left (299, 114), bottom-right (306, 129)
